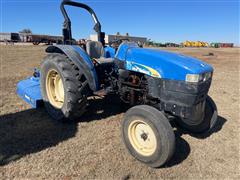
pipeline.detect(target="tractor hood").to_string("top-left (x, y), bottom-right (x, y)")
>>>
top-left (115, 43), bottom-right (213, 81)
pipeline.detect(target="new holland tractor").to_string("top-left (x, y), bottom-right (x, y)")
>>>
top-left (17, 0), bottom-right (218, 167)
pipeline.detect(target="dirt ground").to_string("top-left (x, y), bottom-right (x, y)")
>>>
top-left (0, 45), bottom-right (239, 179)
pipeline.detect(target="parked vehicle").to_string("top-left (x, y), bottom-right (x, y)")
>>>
top-left (165, 42), bottom-right (180, 47)
top-left (210, 43), bottom-right (234, 48)
top-left (27, 34), bottom-right (63, 45)
top-left (0, 32), bottom-right (20, 42)
top-left (17, 0), bottom-right (218, 168)
top-left (183, 41), bottom-right (209, 47)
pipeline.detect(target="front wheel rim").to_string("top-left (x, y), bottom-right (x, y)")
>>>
top-left (128, 119), bottom-right (157, 156)
top-left (46, 69), bottom-right (64, 109)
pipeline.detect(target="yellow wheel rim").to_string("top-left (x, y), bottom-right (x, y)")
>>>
top-left (46, 69), bottom-right (64, 109)
top-left (128, 119), bottom-right (157, 156)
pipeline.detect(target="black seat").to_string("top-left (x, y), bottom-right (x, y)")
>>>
top-left (86, 41), bottom-right (114, 65)
top-left (86, 41), bottom-right (104, 59)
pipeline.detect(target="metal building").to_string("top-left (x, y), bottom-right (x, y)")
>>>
top-left (90, 33), bottom-right (147, 44)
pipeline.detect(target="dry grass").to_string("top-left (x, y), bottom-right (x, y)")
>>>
top-left (0, 45), bottom-right (239, 179)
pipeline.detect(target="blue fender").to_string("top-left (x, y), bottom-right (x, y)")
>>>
top-left (46, 45), bottom-right (98, 91)
top-left (115, 42), bottom-right (213, 81)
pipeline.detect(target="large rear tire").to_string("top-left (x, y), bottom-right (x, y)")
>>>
top-left (176, 96), bottom-right (218, 133)
top-left (122, 105), bottom-right (175, 168)
top-left (40, 53), bottom-right (90, 122)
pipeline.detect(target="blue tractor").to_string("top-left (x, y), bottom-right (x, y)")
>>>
top-left (17, 0), bottom-right (218, 167)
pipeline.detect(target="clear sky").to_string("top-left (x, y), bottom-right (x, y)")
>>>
top-left (1, 0), bottom-right (239, 44)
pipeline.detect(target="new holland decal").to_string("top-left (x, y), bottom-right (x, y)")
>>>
top-left (126, 61), bottom-right (161, 78)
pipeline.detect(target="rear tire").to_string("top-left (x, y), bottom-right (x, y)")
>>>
top-left (176, 96), bottom-right (218, 133)
top-left (122, 105), bottom-right (175, 168)
top-left (40, 53), bottom-right (90, 122)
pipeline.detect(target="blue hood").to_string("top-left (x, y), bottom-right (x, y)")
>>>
top-left (115, 43), bottom-right (213, 81)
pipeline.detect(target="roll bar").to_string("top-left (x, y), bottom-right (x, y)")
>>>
top-left (60, 0), bottom-right (105, 45)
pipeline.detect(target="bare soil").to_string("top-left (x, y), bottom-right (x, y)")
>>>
top-left (0, 45), bottom-right (239, 179)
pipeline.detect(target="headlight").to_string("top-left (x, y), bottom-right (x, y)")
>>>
top-left (186, 72), bottom-right (212, 83)
top-left (186, 74), bottom-right (200, 82)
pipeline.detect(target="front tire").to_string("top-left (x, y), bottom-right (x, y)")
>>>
top-left (122, 105), bottom-right (175, 168)
top-left (40, 53), bottom-right (90, 122)
top-left (176, 96), bottom-right (218, 133)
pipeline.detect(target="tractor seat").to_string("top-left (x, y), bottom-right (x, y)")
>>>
top-left (86, 41), bottom-right (114, 65)
top-left (86, 41), bottom-right (104, 59)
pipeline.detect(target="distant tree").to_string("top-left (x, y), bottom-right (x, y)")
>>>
top-left (116, 32), bottom-right (120, 36)
top-left (126, 32), bottom-right (129, 36)
top-left (19, 28), bottom-right (32, 34)
top-left (146, 39), bottom-right (154, 46)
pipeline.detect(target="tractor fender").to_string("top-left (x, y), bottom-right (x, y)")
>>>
top-left (46, 45), bottom-right (98, 91)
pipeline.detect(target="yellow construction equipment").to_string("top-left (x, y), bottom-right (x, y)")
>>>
top-left (182, 41), bottom-right (209, 47)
